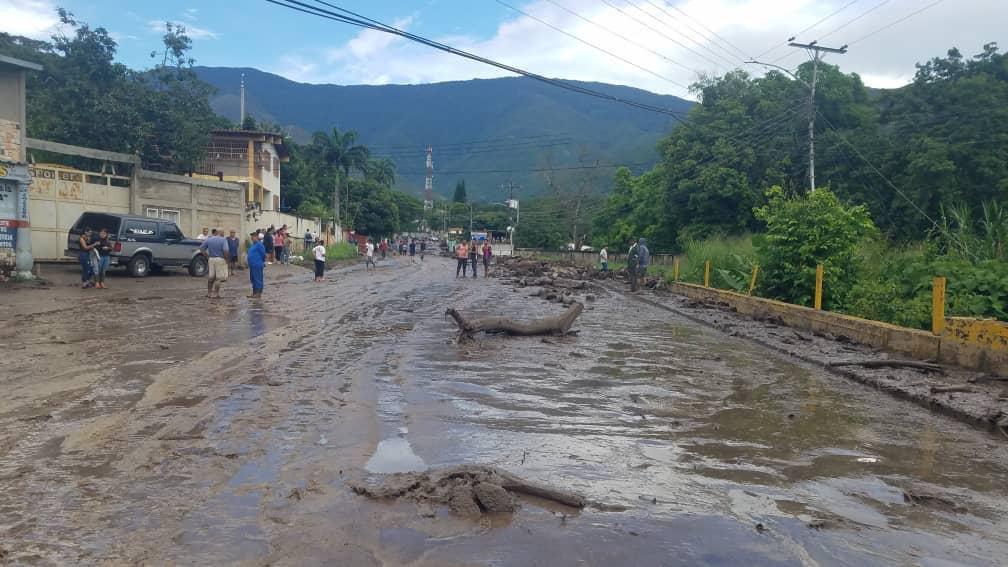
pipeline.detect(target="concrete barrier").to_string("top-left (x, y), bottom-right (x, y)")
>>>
top-left (668, 282), bottom-right (1006, 375)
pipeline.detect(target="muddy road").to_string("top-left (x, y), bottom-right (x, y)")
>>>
top-left (2, 257), bottom-right (1008, 565)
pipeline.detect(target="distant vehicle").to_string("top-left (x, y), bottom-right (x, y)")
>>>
top-left (67, 212), bottom-right (208, 277)
top-left (564, 243), bottom-right (595, 252)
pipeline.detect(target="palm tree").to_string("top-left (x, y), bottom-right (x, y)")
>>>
top-left (310, 127), bottom-right (371, 226)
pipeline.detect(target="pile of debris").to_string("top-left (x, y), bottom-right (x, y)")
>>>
top-left (348, 465), bottom-right (586, 517)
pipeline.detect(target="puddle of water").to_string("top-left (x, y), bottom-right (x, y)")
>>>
top-left (366, 437), bottom-right (426, 473)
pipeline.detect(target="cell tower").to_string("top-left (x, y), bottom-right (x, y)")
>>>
top-left (424, 145), bottom-right (433, 210)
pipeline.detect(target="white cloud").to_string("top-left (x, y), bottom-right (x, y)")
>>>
top-left (146, 19), bottom-right (218, 40)
top-left (0, 0), bottom-right (59, 40)
top-left (269, 0), bottom-right (1007, 96)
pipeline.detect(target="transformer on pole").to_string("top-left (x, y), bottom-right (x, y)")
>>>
top-left (424, 145), bottom-right (433, 210)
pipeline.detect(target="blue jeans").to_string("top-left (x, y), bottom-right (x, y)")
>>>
top-left (78, 252), bottom-right (93, 284)
top-left (95, 255), bottom-right (110, 283)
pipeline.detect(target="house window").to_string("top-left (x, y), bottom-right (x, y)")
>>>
top-left (145, 207), bottom-right (181, 223)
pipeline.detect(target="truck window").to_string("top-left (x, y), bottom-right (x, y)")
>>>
top-left (162, 224), bottom-right (183, 241)
top-left (123, 220), bottom-right (158, 239)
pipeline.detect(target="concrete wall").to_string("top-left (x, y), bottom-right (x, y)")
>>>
top-left (28, 164), bottom-right (131, 260)
top-left (0, 67), bottom-right (26, 162)
top-left (667, 282), bottom-right (1008, 375)
top-left (134, 171), bottom-right (244, 238)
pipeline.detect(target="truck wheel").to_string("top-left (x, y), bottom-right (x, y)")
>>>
top-left (128, 254), bottom-right (151, 277)
top-left (188, 255), bottom-right (208, 277)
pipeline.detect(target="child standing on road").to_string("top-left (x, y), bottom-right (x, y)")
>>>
top-left (94, 228), bottom-right (113, 289)
top-left (313, 239), bottom-right (326, 282)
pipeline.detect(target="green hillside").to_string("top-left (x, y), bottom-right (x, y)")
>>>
top-left (194, 67), bottom-right (693, 201)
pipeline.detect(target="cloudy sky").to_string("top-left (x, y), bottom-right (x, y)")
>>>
top-left (3, 0), bottom-right (1006, 98)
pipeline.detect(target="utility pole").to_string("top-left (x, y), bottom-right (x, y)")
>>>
top-left (748, 40), bottom-right (846, 193)
top-left (333, 176), bottom-right (340, 242)
top-left (239, 73), bottom-right (245, 126)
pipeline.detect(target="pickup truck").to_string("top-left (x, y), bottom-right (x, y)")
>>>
top-left (67, 212), bottom-right (208, 277)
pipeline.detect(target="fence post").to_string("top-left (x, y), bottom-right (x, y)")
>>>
top-left (814, 264), bottom-right (824, 310)
top-left (704, 260), bottom-right (711, 288)
top-left (932, 276), bottom-right (946, 335)
top-left (673, 256), bottom-right (680, 282)
top-left (748, 265), bottom-right (759, 296)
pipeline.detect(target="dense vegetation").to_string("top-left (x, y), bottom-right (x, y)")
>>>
top-left (608, 43), bottom-right (1008, 328)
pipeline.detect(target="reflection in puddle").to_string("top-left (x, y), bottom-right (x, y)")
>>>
top-left (366, 437), bottom-right (426, 473)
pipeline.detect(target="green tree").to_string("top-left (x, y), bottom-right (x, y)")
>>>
top-left (753, 187), bottom-right (876, 309)
top-left (453, 179), bottom-right (467, 203)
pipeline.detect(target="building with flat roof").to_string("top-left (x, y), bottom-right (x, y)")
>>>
top-left (193, 129), bottom-right (289, 213)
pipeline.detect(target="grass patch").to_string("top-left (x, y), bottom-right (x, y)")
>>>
top-left (326, 242), bottom-right (359, 261)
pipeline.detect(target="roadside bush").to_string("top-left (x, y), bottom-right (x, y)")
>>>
top-left (676, 234), bottom-right (756, 292)
top-left (753, 187), bottom-right (876, 310)
top-left (326, 242), bottom-right (359, 261)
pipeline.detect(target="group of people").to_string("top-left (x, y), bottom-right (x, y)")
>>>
top-left (76, 227), bottom-right (113, 289)
top-left (455, 240), bottom-right (493, 278)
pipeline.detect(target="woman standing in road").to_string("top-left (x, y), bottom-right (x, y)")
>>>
top-left (94, 228), bottom-right (113, 289)
top-left (77, 228), bottom-right (96, 288)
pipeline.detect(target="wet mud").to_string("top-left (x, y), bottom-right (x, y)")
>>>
top-left (2, 257), bottom-right (1008, 565)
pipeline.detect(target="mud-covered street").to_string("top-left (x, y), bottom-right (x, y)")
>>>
top-left (2, 257), bottom-right (1008, 565)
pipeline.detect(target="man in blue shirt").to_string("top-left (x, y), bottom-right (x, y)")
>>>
top-left (246, 231), bottom-right (267, 299)
top-left (226, 230), bottom-right (240, 272)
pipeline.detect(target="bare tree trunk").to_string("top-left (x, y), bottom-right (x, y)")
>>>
top-left (446, 303), bottom-right (583, 339)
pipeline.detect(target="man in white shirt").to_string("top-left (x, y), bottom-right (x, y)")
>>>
top-left (197, 227), bottom-right (209, 241)
top-left (312, 239), bottom-right (326, 282)
top-left (599, 246), bottom-right (608, 272)
top-left (365, 239), bottom-right (376, 271)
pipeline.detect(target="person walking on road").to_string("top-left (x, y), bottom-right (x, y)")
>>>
top-left (409, 239), bottom-right (417, 264)
top-left (365, 239), bottom-right (376, 271)
top-left (380, 239), bottom-right (388, 260)
top-left (94, 228), bottom-right (113, 289)
top-left (469, 240), bottom-right (479, 278)
top-left (247, 231), bottom-right (266, 299)
top-left (274, 227), bottom-right (286, 265)
top-left (304, 228), bottom-right (313, 253)
top-left (226, 230), bottom-right (240, 272)
top-left (77, 227), bottom-right (96, 289)
top-left (456, 240), bottom-right (469, 278)
top-left (627, 238), bottom-right (639, 292)
top-left (636, 237), bottom-right (651, 291)
top-left (313, 239), bottom-right (327, 282)
top-left (200, 228), bottom-right (230, 299)
top-left (419, 240), bottom-right (426, 261)
top-left (599, 246), bottom-right (608, 272)
top-left (482, 241), bottom-right (493, 277)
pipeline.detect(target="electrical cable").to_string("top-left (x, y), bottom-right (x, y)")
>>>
top-left (537, 0), bottom-right (701, 75)
top-left (595, 0), bottom-right (726, 70)
top-left (495, 0), bottom-right (691, 89)
top-left (621, 0), bottom-right (742, 68)
top-left (753, 0), bottom-right (860, 60)
top-left (663, 2), bottom-right (752, 62)
top-left (847, 0), bottom-right (947, 46)
top-left (264, 0), bottom-right (692, 120)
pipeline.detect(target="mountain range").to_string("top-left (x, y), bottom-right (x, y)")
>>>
top-left (194, 67), bottom-right (693, 201)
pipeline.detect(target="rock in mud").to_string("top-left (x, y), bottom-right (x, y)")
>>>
top-left (448, 486), bottom-right (482, 517)
top-left (473, 482), bottom-right (516, 513)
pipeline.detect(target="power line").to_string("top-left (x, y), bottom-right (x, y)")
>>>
top-left (753, 0), bottom-right (860, 60)
top-left (664, 2), bottom-right (752, 62)
top-left (767, 0), bottom-right (892, 66)
top-left (537, 0), bottom-right (700, 75)
top-left (848, 0), bottom-right (947, 46)
top-left (595, 0), bottom-right (726, 70)
top-left (623, 0), bottom-right (742, 68)
top-left (265, 0), bottom-right (691, 120)
top-left (495, 0), bottom-right (691, 89)
top-left (368, 133), bottom-right (572, 151)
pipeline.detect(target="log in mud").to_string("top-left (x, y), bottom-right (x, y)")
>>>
top-left (446, 302), bottom-right (583, 340)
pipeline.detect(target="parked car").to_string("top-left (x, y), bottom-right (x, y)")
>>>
top-left (67, 212), bottom-right (208, 277)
